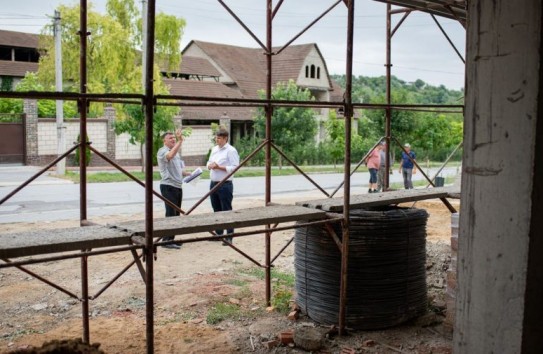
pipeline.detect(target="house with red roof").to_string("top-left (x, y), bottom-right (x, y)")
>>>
top-left (0, 30), bottom-right (346, 165)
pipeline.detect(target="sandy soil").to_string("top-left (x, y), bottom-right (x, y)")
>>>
top-left (0, 192), bottom-right (459, 354)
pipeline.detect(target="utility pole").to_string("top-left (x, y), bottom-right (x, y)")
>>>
top-left (141, 0), bottom-right (147, 91)
top-left (141, 0), bottom-right (148, 171)
top-left (54, 10), bottom-right (66, 175)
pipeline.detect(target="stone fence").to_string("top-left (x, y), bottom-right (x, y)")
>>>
top-left (23, 99), bottom-right (216, 167)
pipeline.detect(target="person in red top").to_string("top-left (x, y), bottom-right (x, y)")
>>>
top-left (365, 144), bottom-right (382, 193)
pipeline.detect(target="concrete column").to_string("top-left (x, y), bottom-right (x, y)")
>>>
top-left (219, 113), bottom-right (231, 135)
top-left (104, 104), bottom-right (116, 161)
top-left (23, 99), bottom-right (38, 165)
top-left (455, 0), bottom-right (543, 352)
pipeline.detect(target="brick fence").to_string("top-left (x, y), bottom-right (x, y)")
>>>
top-left (22, 100), bottom-right (216, 167)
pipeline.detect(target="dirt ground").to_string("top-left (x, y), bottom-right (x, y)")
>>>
top-left (0, 193), bottom-right (459, 354)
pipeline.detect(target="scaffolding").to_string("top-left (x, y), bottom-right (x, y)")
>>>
top-left (0, 1), bottom-right (466, 352)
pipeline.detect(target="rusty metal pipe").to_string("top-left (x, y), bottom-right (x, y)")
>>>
top-left (339, 0), bottom-right (355, 336)
top-left (329, 137), bottom-right (385, 197)
top-left (1, 258), bottom-right (80, 299)
top-left (88, 146), bottom-right (184, 215)
top-left (143, 1), bottom-right (157, 352)
top-left (270, 142), bottom-right (330, 197)
top-left (0, 144), bottom-right (78, 205)
top-left (217, 0), bottom-right (266, 50)
top-left (276, 0), bottom-right (343, 55)
top-left (185, 139), bottom-right (268, 215)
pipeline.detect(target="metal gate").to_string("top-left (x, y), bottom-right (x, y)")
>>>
top-left (0, 113), bottom-right (25, 164)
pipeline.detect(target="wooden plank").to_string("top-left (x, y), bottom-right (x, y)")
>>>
top-left (297, 186), bottom-right (460, 212)
top-left (0, 226), bottom-right (132, 259)
top-left (117, 205), bottom-right (329, 238)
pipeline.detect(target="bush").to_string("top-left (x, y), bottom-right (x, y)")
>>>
top-left (74, 134), bottom-right (91, 166)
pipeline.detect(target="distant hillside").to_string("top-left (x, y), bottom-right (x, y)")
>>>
top-left (330, 74), bottom-right (464, 105)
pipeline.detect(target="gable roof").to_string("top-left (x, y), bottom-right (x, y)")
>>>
top-left (184, 40), bottom-right (333, 99)
top-left (164, 78), bottom-right (255, 121)
top-left (179, 56), bottom-right (221, 77)
top-left (0, 60), bottom-right (38, 77)
top-left (164, 78), bottom-right (242, 99)
top-left (0, 29), bottom-right (40, 49)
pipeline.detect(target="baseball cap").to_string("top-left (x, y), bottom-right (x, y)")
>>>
top-left (404, 143), bottom-right (411, 148)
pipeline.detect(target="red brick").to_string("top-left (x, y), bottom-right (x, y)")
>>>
top-left (278, 330), bottom-right (294, 344)
top-left (287, 310), bottom-right (299, 320)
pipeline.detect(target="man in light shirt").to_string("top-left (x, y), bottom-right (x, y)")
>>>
top-left (206, 128), bottom-right (240, 245)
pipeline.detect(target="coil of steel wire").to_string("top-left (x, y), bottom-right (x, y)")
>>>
top-left (294, 206), bottom-right (429, 330)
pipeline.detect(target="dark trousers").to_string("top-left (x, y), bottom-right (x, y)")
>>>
top-left (210, 181), bottom-right (234, 240)
top-left (160, 184), bottom-right (182, 241)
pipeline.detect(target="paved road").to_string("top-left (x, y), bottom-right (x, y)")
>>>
top-left (0, 165), bottom-right (460, 223)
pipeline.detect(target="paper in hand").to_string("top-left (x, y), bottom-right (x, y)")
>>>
top-left (183, 167), bottom-right (203, 184)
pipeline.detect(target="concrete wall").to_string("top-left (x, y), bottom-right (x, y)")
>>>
top-left (37, 119), bottom-right (108, 155)
top-left (22, 100), bottom-right (212, 167)
top-left (455, 0), bottom-right (543, 352)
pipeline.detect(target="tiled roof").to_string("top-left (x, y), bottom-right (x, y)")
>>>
top-left (179, 56), bottom-right (221, 77)
top-left (164, 78), bottom-right (242, 99)
top-left (0, 60), bottom-right (38, 77)
top-left (164, 78), bottom-right (255, 121)
top-left (185, 41), bottom-right (332, 99)
top-left (0, 29), bottom-right (40, 48)
top-left (179, 106), bottom-right (256, 122)
top-left (329, 79), bottom-right (345, 102)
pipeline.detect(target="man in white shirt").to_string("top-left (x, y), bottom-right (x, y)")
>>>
top-left (206, 128), bottom-right (240, 245)
top-left (157, 129), bottom-right (190, 249)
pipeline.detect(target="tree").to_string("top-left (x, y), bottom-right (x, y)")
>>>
top-left (114, 103), bottom-right (192, 171)
top-left (324, 110), bottom-right (363, 167)
top-left (254, 80), bottom-right (317, 167)
top-left (30, 0), bottom-right (186, 168)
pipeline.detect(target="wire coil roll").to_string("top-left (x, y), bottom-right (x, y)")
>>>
top-left (294, 206), bottom-right (429, 330)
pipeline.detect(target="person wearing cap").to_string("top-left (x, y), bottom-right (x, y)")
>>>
top-left (157, 128), bottom-right (192, 250)
top-left (399, 143), bottom-right (417, 189)
top-left (206, 128), bottom-right (240, 245)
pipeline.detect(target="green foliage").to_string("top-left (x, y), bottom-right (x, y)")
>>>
top-left (0, 99), bottom-right (22, 115)
top-left (206, 303), bottom-right (241, 325)
top-left (5, 73), bottom-right (78, 118)
top-left (239, 266), bottom-right (294, 313)
top-left (74, 134), bottom-right (91, 166)
top-left (254, 80), bottom-right (317, 154)
top-left (31, 0), bottom-right (185, 119)
top-left (0, 76), bottom-right (13, 92)
top-left (113, 103), bottom-right (189, 166)
top-left (331, 74), bottom-right (464, 162)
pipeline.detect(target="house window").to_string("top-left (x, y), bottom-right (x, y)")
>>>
top-left (11, 48), bottom-right (39, 62)
top-left (310, 65), bottom-right (315, 78)
top-left (317, 67), bottom-right (320, 79)
top-left (0, 46), bottom-right (11, 61)
top-left (305, 65), bottom-right (309, 78)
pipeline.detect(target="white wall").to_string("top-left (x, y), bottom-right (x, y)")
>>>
top-left (181, 126), bottom-right (214, 157)
top-left (37, 120), bottom-right (107, 155)
top-left (36, 120), bottom-right (212, 161)
top-left (115, 133), bottom-right (141, 160)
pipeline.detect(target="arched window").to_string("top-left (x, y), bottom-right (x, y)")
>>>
top-left (310, 64), bottom-right (315, 78)
top-left (305, 65), bottom-right (309, 78)
top-left (317, 67), bottom-right (320, 79)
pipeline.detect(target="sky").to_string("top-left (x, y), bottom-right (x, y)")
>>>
top-left (0, 0), bottom-right (466, 90)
